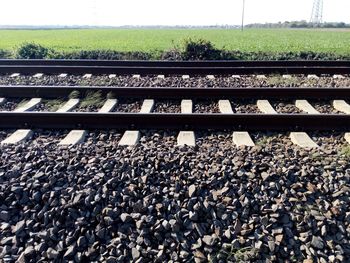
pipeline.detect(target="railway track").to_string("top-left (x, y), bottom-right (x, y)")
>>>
top-left (1, 60), bottom-right (350, 263)
top-left (0, 85), bottom-right (350, 147)
top-left (0, 59), bottom-right (350, 75)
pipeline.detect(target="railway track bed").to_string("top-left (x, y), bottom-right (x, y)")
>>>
top-left (0, 60), bottom-right (349, 263)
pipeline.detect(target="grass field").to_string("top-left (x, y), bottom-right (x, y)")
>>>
top-left (0, 28), bottom-right (349, 55)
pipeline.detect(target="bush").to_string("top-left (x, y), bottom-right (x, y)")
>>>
top-left (16, 43), bottom-right (50, 59)
top-left (181, 38), bottom-right (221, 60)
top-left (0, 49), bottom-right (11, 59)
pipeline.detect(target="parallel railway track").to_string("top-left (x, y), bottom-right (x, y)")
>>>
top-left (0, 86), bottom-right (349, 131)
top-left (0, 59), bottom-right (349, 75)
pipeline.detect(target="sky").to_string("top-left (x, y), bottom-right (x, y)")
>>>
top-left (0, 0), bottom-right (349, 26)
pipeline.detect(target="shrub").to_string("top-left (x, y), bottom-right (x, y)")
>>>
top-left (16, 43), bottom-right (50, 59)
top-left (181, 38), bottom-right (221, 60)
top-left (0, 49), bottom-right (11, 59)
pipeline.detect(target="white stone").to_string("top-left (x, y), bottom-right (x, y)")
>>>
top-left (108, 74), bottom-right (116, 79)
top-left (290, 132), bottom-right (318, 148)
top-left (157, 75), bottom-right (165, 79)
top-left (231, 75), bottom-right (241, 79)
top-left (295, 100), bottom-right (320, 114)
top-left (58, 130), bottom-right (87, 146)
top-left (282, 74), bottom-right (292, 79)
top-left (0, 98), bottom-right (6, 106)
top-left (1, 129), bottom-right (33, 145)
top-left (83, 74), bottom-right (92, 79)
top-left (207, 75), bottom-right (215, 79)
top-left (58, 73), bottom-right (67, 78)
top-left (256, 75), bottom-right (267, 79)
top-left (218, 100), bottom-right (233, 114)
top-left (257, 100), bottom-right (277, 114)
top-left (177, 131), bottom-right (196, 146)
top-left (99, 99), bottom-right (117, 113)
top-left (333, 75), bottom-right (345, 79)
top-left (181, 100), bottom-right (193, 114)
top-left (140, 99), bottom-right (154, 113)
top-left (133, 74), bottom-right (141, 79)
top-left (14, 98), bottom-right (42, 112)
top-left (333, 100), bottom-right (350, 114)
top-left (307, 74), bottom-right (319, 79)
top-left (56, 99), bottom-right (79, 113)
top-left (119, 130), bottom-right (140, 146)
top-left (33, 73), bottom-right (43, 78)
top-left (232, 132), bottom-right (255, 147)
top-left (182, 75), bottom-right (190, 79)
top-left (10, 73), bottom-right (20, 78)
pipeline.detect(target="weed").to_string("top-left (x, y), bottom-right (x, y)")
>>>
top-left (80, 91), bottom-right (104, 108)
top-left (68, 90), bottom-right (80, 99)
top-left (340, 145), bottom-right (350, 159)
top-left (44, 99), bottom-right (64, 112)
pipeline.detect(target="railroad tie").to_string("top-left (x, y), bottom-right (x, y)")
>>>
top-left (83, 74), bottom-right (92, 79)
top-left (56, 99), bottom-right (80, 113)
top-left (119, 99), bottom-right (155, 146)
top-left (14, 98), bottom-right (42, 112)
top-left (219, 100), bottom-right (255, 147)
top-left (256, 100), bottom-right (277, 114)
top-left (177, 100), bottom-right (195, 146)
top-left (56, 99), bottom-right (83, 146)
top-left (58, 99), bottom-right (117, 146)
top-left (33, 73), bottom-right (43, 78)
top-left (1, 98), bottom-right (42, 145)
top-left (333, 75), bottom-right (345, 79)
top-left (256, 75), bottom-right (267, 79)
top-left (0, 98), bottom-right (6, 106)
top-left (332, 100), bottom-right (350, 143)
top-left (10, 73), bottom-right (20, 78)
top-left (332, 100), bottom-right (350, 114)
top-left (295, 100), bottom-right (320, 114)
top-left (291, 100), bottom-right (319, 148)
top-left (307, 74), bottom-right (319, 79)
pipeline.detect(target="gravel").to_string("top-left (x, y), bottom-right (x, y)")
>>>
top-left (1, 74), bottom-right (350, 88)
top-left (230, 100), bottom-right (260, 113)
top-left (0, 99), bottom-right (21, 111)
top-left (153, 100), bottom-right (181, 113)
top-left (310, 101), bottom-right (343, 114)
top-left (113, 99), bottom-right (143, 113)
top-left (194, 100), bottom-right (220, 113)
top-left (0, 130), bottom-right (349, 262)
top-left (271, 100), bottom-right (303, 114)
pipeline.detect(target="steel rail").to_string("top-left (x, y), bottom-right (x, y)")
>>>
top-left (0, 59), bottom-right (349, 67)
top-left (0, 86), bottom-right (350, 99)
top-left (0, 112), bottom-right (348, 131)
top-left (0, 65), bottom-right (349, 75)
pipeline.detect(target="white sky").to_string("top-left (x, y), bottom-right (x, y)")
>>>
top-left (0, 0), bottom-right (349, 26)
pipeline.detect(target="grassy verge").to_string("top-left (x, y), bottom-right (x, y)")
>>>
top-left (0, 28), bottom-right (349, 60)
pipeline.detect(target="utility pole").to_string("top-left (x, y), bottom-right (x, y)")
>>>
top-left (241, 0), bottom-right (245, 31)
top-left (310, 0), bottom-right (324, 25)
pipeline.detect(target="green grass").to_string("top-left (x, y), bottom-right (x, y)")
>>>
top-left (0, 28), bottom-right (349, 55)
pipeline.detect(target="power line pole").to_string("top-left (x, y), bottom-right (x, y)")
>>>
top-left (241, 0), bottom-right (245, 31)
top-left (310, 0), bottom-right (324, 25)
